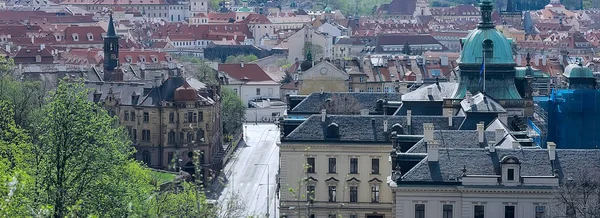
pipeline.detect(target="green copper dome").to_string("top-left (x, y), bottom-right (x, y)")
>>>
top-left (457, 0), bottom-right (515, 65)
top-left (458, 29), bottom-right (515, 65)
top-left (564, 63), bottom-right (594, 78)
top-left (237, 6), bottom-right (252, 12)
top-left (324, 6), bottom-right (332, 13)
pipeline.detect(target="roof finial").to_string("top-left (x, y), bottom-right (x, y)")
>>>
top-left (477, 0), bottom-right (495, 29)
top-left (526, 53), bottom-right (531, 67)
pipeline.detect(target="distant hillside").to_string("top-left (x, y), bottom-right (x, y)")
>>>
top-left (431, 0), bottom-right (597, 11)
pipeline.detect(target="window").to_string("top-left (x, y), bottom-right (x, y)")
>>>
top-left (124, 111), bottom-right (129, 121)
top-left (306, 185), bottom-right (315, 201)
top-left (370, 184), bottom-right (380, 203)
top-left (168, 131), bottom-right (175, 144)
top-left (443, 204), bottom-right (453, 218)
top-left (186, 112), bottom-right (197, 123)
top-left (474, 205), bottom-right (485, 218)
top-left (350, 215), bottom-right (357, 218)
top-left (142, 151), bottom-right (151, 164)
top-left (507, 169), bottom-right (515, 181)
top-left (368, 87), bottom-right (374, 92)
top-left (376, 87), bottom-right (381, 92)
top-left (371, 158), bottom-right (380, 174)
top-left (535, 206), bottom-right (546, 218)
top-left (328, 186), bottom-right (336, 202)
top-left (359, 77), bottom-right (364, 82)
top-left (142, 129), bottom-right (150, 142)
top-left (187, 132), bottom-right (194, 143)
top-left (256, 88), bottom-right (261, 95)
top-left (233, 88), bottom-right (238, 94)
top-left (307, 157), bottom-right (315, 173)
top-left (349, 186), bottom-right (358, 202)
top-left (328, 158), bottom-right (336, 173)
top-left (350, 158), bottom-right (358, 174)
top-left (197, 129), bottom-right (205, 141)
top-left (504, 206), bottom-right (515, 218)
top-left (384, 87), bottom-right (390, 92)
top-left (415, 204), bottom-right (425, 218)
top-left (169, 112), bottom-right (175, 123)
top-left (348, 86), bottom-right (353, 92)
top-left (143, 112), bottom-right (149, 123)
top-left (132, 129), bottom-right (137, 141)
top-left (482, 39), bottom-right (494, 59)
top-left (179, 132), bottom-right (184, 143)
top-left (198, 111), bottom-right (203, 122)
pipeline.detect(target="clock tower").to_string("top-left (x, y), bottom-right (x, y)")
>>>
top-left (103, 12), bottom-right (119, 81)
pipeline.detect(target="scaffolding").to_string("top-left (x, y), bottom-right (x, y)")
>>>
top-left (532, 89), bottom-right (600, 148)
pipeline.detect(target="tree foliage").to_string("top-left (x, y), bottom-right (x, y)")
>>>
top-left (222, 87), bottom-right (245, 135)
top-left (552, 170), bottom-right (600, 217)
top-left (402, 41), bottom-right (412, 55)
top-left (225, 54), bottom-right (258, 64)
top-left (302, 43), bottom-right (323, 61)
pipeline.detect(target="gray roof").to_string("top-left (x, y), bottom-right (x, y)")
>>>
top-left (402, 82), bottom-right (458, 101)
top-left (401, 149), bottom-right (600, 183)
top-left (407, 130), bottom-right (498, 153)
top-left (285, 115), bottom-right (465, 141)
top-left (85, 81), bottom-right (150, 105)
top-left (461, 93), bottom-right (506, 113)
top-left (291, 92), bottom-right (403, 113)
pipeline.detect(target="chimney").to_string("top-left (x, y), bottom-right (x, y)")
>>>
top-left (399, 81), bottom-right (407, 94)
top-left (31, 35), bottom-right (34, 44)
top-left (427, 140), bottom-right (440, 162)
top-left (383, 119), bottom-right (388, 132)
top-left (512, 141), bottom-right (521, 149)
top-left (477, 123), bottom-right (484, 143)
top-left (423, 123), bottom-right (434, 142)
top-left (445, 108), bottom-right (453, 126)
top-left (154, 76), bottom-right (161, 87)
top-left (427, 86), bottom-right (433, 96)
top-left (407, 110), bottom-right (412, 126)
top-left (40, 44), bottom-right (45, 50)
top-left (360, 109), bottom-right (369, 115)
top-left (548, 142), bottom-right (556, 161)
top-left (241, 61), bottom-right (244, 68)
top-left (488, 141), bottom-right (496, 152)
top-left (17, 45), bottom-right (21, 51)
top-left (495, 128), bottom-right (504, 143)
top-left (5, 45), bottom-right (9, 54)
top-left (496, 114), bottom-right (507, 125)
top-left (321, 109), bottom-right (326, 122)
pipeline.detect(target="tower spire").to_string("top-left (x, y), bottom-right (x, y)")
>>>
top-left (107, 11), bottom-right (117, 37)
top-left (478, 0), bottom-right (495, 29)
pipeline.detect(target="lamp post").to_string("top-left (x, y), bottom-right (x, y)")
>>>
top-left (255, 163), bottom-right (270, 217)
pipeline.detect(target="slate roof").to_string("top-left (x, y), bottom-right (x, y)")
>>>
top-left (401, 149), bottom-right (600, 183)
top-left (402, 82), bottom-right (458, 101)
top-left (85, 81), bottom-right (149, 105)
top-left (285, 115), bottom-right (464, 141)
top-left (406, 130), bottom-right (505, 153)
top-left (460, 93), bottom-right (506, 113)
top-left (139, 77), bottom-right (214, 106)
top-left (291, 92), bottom-right (403, 113)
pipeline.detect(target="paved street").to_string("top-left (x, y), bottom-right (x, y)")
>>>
top-left (218, 124), bottom-right (280, 218)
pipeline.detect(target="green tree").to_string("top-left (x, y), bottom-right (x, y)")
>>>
top-left (281, 72), bottom-right (294, 84)
top-left (0, 75), bottom-right (46, 129)
top-left (225, 55), bottom-right (258, 64)
top-left (303, 43), bottom-right (323, 61)
top-left (221, 87), bottom-right (245, 135)
top-left (32, 80), bottom-right (142, 217)
top-left (149, 182), bottom-right (217, 217)
top-left (402, 41), bottom-right (412, 55)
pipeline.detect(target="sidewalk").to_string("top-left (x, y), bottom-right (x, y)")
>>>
top-left (206, 138), bottom-right (246, 200)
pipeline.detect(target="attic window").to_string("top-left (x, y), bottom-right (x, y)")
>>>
top-left (72, 33), bottom-right (79, 41)
top-left (391, 123), bottom-right (403, 134)
top-left (35, 55), bottom-right (41, 63)
top-left (482, 39), bottom-right (493, 59)
top-left (326, 123), bottom-right (339, 139)
top-left (139, 56), bottom-right (146, 62)
top-left (151, 56), bottom-right (158, 63)
top-left (87, 33), bottom-right (93, 41)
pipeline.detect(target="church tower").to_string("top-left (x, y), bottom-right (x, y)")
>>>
top-left (455, 0), bottom-right (524, 110)
top-left (190, 0), bottom-right (209, 16)
top-left (103, 13), bottom-right (120, 81)
top-left (413, 0), bottom-right (431, 17)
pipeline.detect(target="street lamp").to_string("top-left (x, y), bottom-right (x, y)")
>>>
top-left (255, 163), bottom-right (271, 218)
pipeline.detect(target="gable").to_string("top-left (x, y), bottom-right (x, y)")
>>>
top-left (301, 61), bottom-right (348, 80)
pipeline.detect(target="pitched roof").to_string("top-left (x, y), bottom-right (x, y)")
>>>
top-left (291, 92), bottom-right (403, 113)
top-left (218, 63), bottom-right (273, 82)
top-left (401, 149), bottom-right (600, 184)
top-left (402, 82), bottom-right (458, 101)
top-left (63, 26), bottom-right (105, 44)
top-left (285, 115), bottom-right (464, 141)
top-left (386, 0), bottom-right (417, 15)
top-left (460, 93), bottom-right (507, 113)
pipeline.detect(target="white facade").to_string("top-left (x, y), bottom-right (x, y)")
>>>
top-left (189, 0), bottom-right (208, 17)
top-left (168, 4), bottom-right (188, 21)
top-left (225, 81), bottom-right (281, 106)
top-left (279, 142), bottom-right (394, 218)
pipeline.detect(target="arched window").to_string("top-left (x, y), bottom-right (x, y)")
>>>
top-left (197, 129), bottom-right (205, 141)
top-left (482, 39), bottom-right (493, 59)
top-left (142, 150), bottom-right (151, 165)
top-left (392, 123), bottom-right (404, 134)
top-left (187, 132), bottom-right (194, 143)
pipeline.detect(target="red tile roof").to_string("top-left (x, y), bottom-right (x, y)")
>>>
top-left (218, 63), bottom-right (273, 82)
top-left (239, 14), bottom-right (272, 24)
top-left (0, 25), bottom-right (42, 37)
top-left (152, 23), bottom-right (253, 41)
top-left (60, 0), bottom-right (171, 5)
top-left (63, 26), bottom-right (105, 44)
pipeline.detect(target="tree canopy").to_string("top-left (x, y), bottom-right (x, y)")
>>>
top-left (221, 87), bottom-right (246, 135)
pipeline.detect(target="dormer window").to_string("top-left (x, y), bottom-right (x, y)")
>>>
top-left (139, 56), bottom-right (146, 62)
top-left (35, 55), bottom-right (41, 63)
top-left (500, 155), bottom-right (521, 186)
top-left (326, 123), bottom-right (339, 139)
top-left (87, 33), bottom-right (93, 41)
top-left (72, 33), bottom-right (79, 41)
top-left (392, 123), bottom-right (403, 134)
top-left (482, 39), bottom-right (493, 59)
